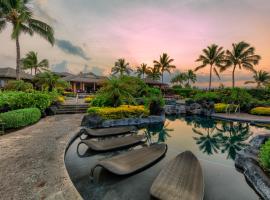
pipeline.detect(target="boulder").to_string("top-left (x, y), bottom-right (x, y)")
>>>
top-left (235, 134), bottom-right (270, 200)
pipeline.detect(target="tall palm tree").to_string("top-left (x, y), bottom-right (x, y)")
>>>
top-left (154, 53), bottom-right (176, 83)
top-left (245, 70), bottom-right (270, 88)
top-left (111, 58), bottom-right (133, 76)
top-left (195, 44), bottom-right (225, 90)
top-left (0, 0), bottom-right (54, 80)
top-left (146, 66), bottom-right (161, 81)
top-left (171, 73), bottom-right (187, 86)
top-left (221, 41), bottom-right (261, 88)
top-left (22, 51), bottom-right (49, 75)
top-left (136, 63), bottom-right (150, 79)
top-left (186, 70), bottom-right (197, 87)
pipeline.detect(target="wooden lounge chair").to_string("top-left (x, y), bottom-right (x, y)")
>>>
top-left (91, 143), bottom-right (167, 176)
top-left (79, 126), bottom-right (137, 139)
top-left (150, 151), bottom-right (204, 200)
top-left (78, 135), bottom-right (146, 152)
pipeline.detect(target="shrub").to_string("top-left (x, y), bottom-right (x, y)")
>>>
top-left (88, 105), bottom-right (149, 120)
top-left (193, 92), bottom-right (219, 103)
top-left (172, 87), bottom-right (199, 98)
top-left (4, 80), bottom-right (33, 92)
top-left (250, 107), bottom-right (270, 116)
top-left (57, 96), bottom-right (65, 104)
top-left (214, 103), bottom-right (238, 113)
top-left (84, 96), bottom-right (95, 103)
top-left (259, 139), bottom-right (270, 171)
top-left (0, 91), bottom-right (58, 112)
top-left (0, 108), bottom-right (41, 129)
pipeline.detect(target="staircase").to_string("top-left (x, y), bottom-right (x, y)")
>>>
top-left (55, 104), bottom-right (89, 114)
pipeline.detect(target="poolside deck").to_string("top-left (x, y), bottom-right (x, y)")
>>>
top-left (0, 114), bottom-right (84, 200)
top-left (211, 113), bottom-right (270, 124)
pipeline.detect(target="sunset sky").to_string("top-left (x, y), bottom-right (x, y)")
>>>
top-left (0, 0), bottom-right (270, 87)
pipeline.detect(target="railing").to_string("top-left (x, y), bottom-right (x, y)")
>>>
top-left (225, 103), bottom-right (240, 114)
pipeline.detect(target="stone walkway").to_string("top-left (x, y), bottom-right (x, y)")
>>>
top-left (0, 114), bottom-right (84, 200)
top-left (212, 113), bottom-right (270, 124)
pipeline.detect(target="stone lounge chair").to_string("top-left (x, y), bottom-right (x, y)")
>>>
top-left (78, 135), bottom-right (146, 152)
top-left (150, 151), bottom-right (204, 200)
top-left (91, 143), bottom-right (167, 176)
top-left (79, 126), bottom-right (137, 139)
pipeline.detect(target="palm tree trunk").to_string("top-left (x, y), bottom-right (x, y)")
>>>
top-left (232, 65), bottom-right (236, 88)
top-left (209, 64), bottom-right (213, 90)
top-left (16, 36), bottom-right (21, 80)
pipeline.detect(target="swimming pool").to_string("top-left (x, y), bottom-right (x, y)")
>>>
top-left (65, 115), bottom-right (266, 200)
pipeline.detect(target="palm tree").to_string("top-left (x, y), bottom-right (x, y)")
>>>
top-left (195, 44), bottom-right (225, 90)
top-left (154, 53), bottom-right (176, 83)
top-left (245, 70), bottom-right (270, 88)
top-left (221, 41), bottom-right (261, 88)
top-left (34, 72), bottom-right (68, 91)
top-left (171, 73), bottom-right (187, 86)
top-left (111, 58), bottom-right (133, 76)
top-left (136, 63), bottom-right (150, 79)
top-left (146, 66), bottom-right (161, 81)
top-left (0, 0), bottom-right (54, 80)
top-left (186, 70), bottom-right (197, 87)
top-left (22, 51), bottom-right (49, 75)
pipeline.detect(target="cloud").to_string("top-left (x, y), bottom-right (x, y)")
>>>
top-left (51, 60), bottom-right (69, 72)
top-left (33, 1), bottom-right (58, 24)
top-left (55, 39), bottom-right (90, 60)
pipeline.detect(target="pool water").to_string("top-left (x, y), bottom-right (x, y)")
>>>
top-left (65, 116), bottom-right (268, 200)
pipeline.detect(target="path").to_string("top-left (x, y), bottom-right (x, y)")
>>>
top-left (0, 114), bottom-right (84, 200)
top-left (212, 113), bottom-right (270, 124)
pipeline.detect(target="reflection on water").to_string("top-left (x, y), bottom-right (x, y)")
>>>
top-left (144, 122), bottom-right (173, 143)
top-left (147, 116), bottom-right (252, 160)
top-left (65, 115), bottom-right (265, 200)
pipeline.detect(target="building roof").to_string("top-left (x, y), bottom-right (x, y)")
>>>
top-left (63, 72), bottom-right (107, 84)
top-left (53, 72), bottom-right (74, 77)
top-left (143, 78), bottom-right (169, 86)
top-left (0, 67), bottom-right (33, 80)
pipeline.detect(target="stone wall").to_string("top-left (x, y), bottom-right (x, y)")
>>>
top-left (164, 101), bottom-right (214, 116)
top-left (81, 114), bottom-right (166, 128)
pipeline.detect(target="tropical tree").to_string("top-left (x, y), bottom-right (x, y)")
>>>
top-left (34, 72), bottom-right (68, 91)
top-left (146, 66), bottom-right (161, 81)
top-left (186, 69), bottom-right (197, 87)
top-left (171, 72), bottom-right (187, 86)
top-left (0, 0), bottom-right (54, 80)
top-left (136, 63), bottom-right (150, 79)
top-left (244, 70), bottom-right (270, 88)
top-left (221, 41), bottom-right (261, 88)
top-left (111, 58), bottom-right (133, 76)
top-left (154, 53), bottom-right (176, 83)
top-left (22, 51), bottom-right (49, 75)
top-left (195, 44), bottom-right (225, 90)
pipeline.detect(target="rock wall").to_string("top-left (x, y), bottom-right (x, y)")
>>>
top-left (81, 114), bottom-right (166, 128)
top-left (164, 101), bottom-right (214, 116)
top-left (235, 134), bottom-right (270, 200)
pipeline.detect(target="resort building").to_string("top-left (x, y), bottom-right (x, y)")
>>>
top-left (143, 78), bottom-right (169, 88)
top-left (0, 67), bottom-right (33, 88)
top-left (61, 72), bottom-right (107, 93)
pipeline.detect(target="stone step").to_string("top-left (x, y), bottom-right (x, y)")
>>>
top-left (55, 110), bottom-right (87, 114)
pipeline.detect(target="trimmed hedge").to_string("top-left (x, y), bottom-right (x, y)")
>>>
top-left (0, 108), bottom-right (41, 129)
top-left (214, 103), bottom-right (238, 113)
top-left (88, 105), bottom-right (149, 120)
top-left (0, 91), bottom-right (59, 112)
top-left (250, 107), bottom-right (270, 116)
top-left (259, 139), bottom-right (270, 171)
